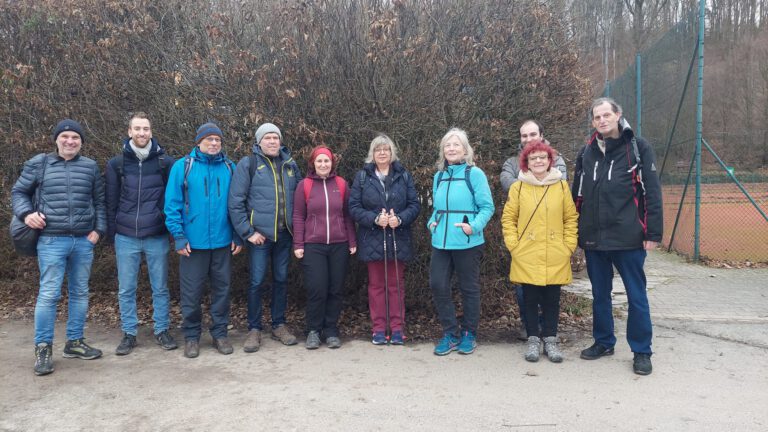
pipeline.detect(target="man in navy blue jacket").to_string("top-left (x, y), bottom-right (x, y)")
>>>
top-left (572, 98), bottom-right (663, 376)
top-left (105, 112), bottom-right (177, 355)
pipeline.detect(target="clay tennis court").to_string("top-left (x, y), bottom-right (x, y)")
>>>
top-left (661, 183), bottom-right (768, 262)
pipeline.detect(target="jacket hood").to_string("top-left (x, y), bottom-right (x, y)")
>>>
top-left (190, 146), bottom-right (228, 163)
top-left (518, 168), bottom-right (562, 186)
top-left (591, 117), bottom-right (636, 146)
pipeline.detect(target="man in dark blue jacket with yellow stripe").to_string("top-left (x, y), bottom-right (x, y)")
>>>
top-left (572, 98), bottom-right (663, 376)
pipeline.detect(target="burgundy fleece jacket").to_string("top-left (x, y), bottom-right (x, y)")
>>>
top-left (292, 172), bottom-right (357, 250)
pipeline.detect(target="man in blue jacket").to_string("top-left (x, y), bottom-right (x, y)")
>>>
top-left (12, 119), bottom-right (106, 376)
top-left (572, 98), bottom-right (663, 376)
top-left (105, 112), bottom-right (177, 355)
top-left (165, 122), bottom-right (243, 358)
top-left (228, 123), bottom-right (301, 352)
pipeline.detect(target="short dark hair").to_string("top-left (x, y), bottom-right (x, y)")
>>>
top-left (128, 111), bottom-right (151, 128)
top-left (590, 97), bottom-right (622, 117)
top-left (520, 119), bottom-right (544, 136)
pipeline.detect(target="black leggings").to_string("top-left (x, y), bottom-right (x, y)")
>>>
top-left (521, 284), bottom-right (561, 338)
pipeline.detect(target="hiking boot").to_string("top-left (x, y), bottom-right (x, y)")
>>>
top-left (184, 339), bottom-right (199, 358)
top-left (212, 337), bottom-right (234, 355)
top-left (155, 330), bottom-right (177, 350)
top-left (371, 331), bottom-right (387, 345)
top-left (63, 338), bottom-right (102, 360)
top-left (271, 325), bottom-right (298, 346)
top-left (326, 336), bottom-right (342, 349)
top-left (390, 331), bottom-right (404, 346)
top-left (515, 327), bottom-right (529, 342)
top-left (243, 329), bottom-right (262, 353)
top-left (543, 336), bottom-right (564, 363)
top-left (633, 353), bottom-right (653, 375)
top-left (457, 330), bottom-right (477, 355)
top-left (525, 336), bottom-right (541, 362)
top-left (34, 343), bottom-right (54, 376)
top-left (434, 333), bottom-right (459, 356)
top-left (580, 343), bottom-right (614, 360)
top-left (305, 331), bottom-right (321, 350)
top-left (115, 333), bottom-right (137, 356)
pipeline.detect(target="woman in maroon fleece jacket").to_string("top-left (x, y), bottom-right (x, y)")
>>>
top-left (293, 146), bottom-right (357, 350)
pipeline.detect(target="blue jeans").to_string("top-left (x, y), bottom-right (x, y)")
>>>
top-left (586, 249), bottom-right (653, 354)
top-left (35, 235), bottom-right (94, 344)
top-left (246, 233), bottom-right (292, 330)
top-left (115, 233), bottom-right (170, 336)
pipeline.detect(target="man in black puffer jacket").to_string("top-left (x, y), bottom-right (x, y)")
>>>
top-left (11, 119), bottom-right (106, 376)
top-left (105, 112), bottom-right (177, 356)
top-left (572, 98), bottom-right (663, 376)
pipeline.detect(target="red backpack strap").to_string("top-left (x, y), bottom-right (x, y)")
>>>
top-left (335, 176), bottom-right (347, 200)
top-left (303, 179), bottom-right (312, 205)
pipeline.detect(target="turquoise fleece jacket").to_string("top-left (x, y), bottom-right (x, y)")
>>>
top-left (427, 163), bottom-right (495, 250)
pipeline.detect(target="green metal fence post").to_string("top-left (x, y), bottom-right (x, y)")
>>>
top-left (694, 0), bottom-right (705, 262)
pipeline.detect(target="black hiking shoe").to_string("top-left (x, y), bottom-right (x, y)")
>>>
top-left (633, 353), bottom-right (653, 375)
top-left (155, 330), bottom-right (178, 350)
top-left (63, 338), bottom-right (103, 360)
top-left (115, 333), bottom-right (137, 356)
top-left (580, 343), bottom-right (614, 360)
top-left (34, 343), bottom-right (54, 376)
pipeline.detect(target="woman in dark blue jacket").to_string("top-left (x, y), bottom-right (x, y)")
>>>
top-left (349, 135), bottom-right (420, 345)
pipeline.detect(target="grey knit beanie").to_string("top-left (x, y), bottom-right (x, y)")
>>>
top-left (255, 123), bottom-right (282, 145)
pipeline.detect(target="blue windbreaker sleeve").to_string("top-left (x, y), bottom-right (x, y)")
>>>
top-left (467, 167), bottom-right (495, 234)
top-left (164, 159), bottom-right (188, 251)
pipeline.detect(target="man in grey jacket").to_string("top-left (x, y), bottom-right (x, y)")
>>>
top-left (499, 119), bottom-right (567, 341)
top-left (228, 123), bottom-right (302, 352)
top-left (11, 119), bottom-right (106, 376)
top-left (500, 120), bottom-right (567, 194)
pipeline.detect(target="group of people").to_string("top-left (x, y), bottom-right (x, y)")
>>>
top-left (12, 96), bottom-right (662, 378)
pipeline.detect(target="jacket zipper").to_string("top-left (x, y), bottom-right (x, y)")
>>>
top-left (135, 160), bottom-right (142, 236)
top-left (265, 157), bottom-right (279, 240)
top-left (323, 178), bottom-right (330, 244)
top-left (281, 159), bottom-right (294, 236)
top-left (442, 169), bottom-right (453, 249)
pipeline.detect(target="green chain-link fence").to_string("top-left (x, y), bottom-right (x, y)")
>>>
top-left (604, 12), bottom-right (768, 263)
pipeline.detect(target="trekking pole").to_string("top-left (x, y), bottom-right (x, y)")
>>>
top-left (391, 225), bottom-right (404, 339)
top-left (382, 221), bottom-right (391, 341)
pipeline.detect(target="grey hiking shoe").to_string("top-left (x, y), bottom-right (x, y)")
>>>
top-left (63, 338), bottom-right (102, 360)
top-left (326, 336), bottom-right (342, 349)
top-left (34, 343), bottom-right (54, 376)
top-left (212, 337), bottom-right (234, 355)
top-left (305, 331), bottom-right (321, 350)
top-left (543, 336), bottom-right (564, 363)
top-left (271, 325), bottom-right (297, 346)
top-left (525, 336), bottom-right (541, 362)
top-left (184, 339), bottom-right (199, 358)
top-left (116, 333), bottom-right (137, 356)
top-left (155, 330), bottom-right (177, 350)
top-left (243, 329), bottom-right (262, 353)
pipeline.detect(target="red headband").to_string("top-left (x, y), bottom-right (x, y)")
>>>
top-left (311, 147), bottom-right (333, 161)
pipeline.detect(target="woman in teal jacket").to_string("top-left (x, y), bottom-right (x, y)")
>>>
top-left (427, 128), bottom-right (494, 356)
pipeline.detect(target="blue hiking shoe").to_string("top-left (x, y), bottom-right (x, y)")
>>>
top-left (371, 332), bottom-right (387, 345)
top-left (457, 330), bottom-right (477, 355)
top-left (434, 334), bottom-right (459, 356)
top-left (390, 331), bottom-right (404, 345)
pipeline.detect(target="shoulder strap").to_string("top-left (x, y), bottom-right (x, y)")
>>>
top-left (35, 154), bottom-right (49, 210)
top-left (518, 185), bottom-right (551, 241)
top-left (249, 154), bottom-right (258, 179)
top-left (335, 176), bottom-right (347, 200)
top-left (303, 179), bottom-right (312, 205)
top-left (464, 165), bottom-right (475, 196)
top-left (183, 156), bottom-right (193, 213)
top-left (115, 155), bottom-right (125, 182)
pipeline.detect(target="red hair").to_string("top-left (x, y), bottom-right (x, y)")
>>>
top-left (519, 140), bottom-right (556, 173)
top-left (308, 145), bottom-right (337, 174)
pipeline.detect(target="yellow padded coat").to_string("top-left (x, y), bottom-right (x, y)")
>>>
top-left (501, 172), bottom-right (579, 286)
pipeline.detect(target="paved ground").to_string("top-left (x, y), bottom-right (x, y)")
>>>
top-left (1, 250), bottom-right (767, 431)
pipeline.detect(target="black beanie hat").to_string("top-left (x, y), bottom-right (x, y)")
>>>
top-left (52, 119), bottom-right (85, 143)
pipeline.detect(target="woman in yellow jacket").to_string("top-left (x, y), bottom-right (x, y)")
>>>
top-left (501, 140), bottom-right (578, 363)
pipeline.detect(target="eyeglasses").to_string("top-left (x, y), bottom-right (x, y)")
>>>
top-left (527, 155), bottom-right (549, 162)
top-left (375, 147), bottom-right (391, 154)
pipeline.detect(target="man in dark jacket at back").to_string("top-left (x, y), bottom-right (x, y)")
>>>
top-left (105, 112), bottom-right (177, 355)
top-left (228, 123), bottom-right (302, 352)
top-left (12, 119), bottom-right (106, 376)
top-left (572, 97), bottom-right (663, 376)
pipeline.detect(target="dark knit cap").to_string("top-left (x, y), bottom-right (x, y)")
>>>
top-left (52, 119), bottom-right (85, 143)
top-left (195, 122), bottom-right (223, 144)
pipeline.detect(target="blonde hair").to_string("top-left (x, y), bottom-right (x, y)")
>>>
top-left (364, 134), bottom-right (399, 164)
top-left (435, 127), bottom-right (475, 171)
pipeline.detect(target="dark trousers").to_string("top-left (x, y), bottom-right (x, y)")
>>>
top-left (429, 245), bottom-right (483, 336)
top-left (521, 284), bottom-right (561, 338)
top-left (586, 249), bottom-right (653, 354)
top-left (302, 242), bottom-right (349, 337)
top-left (179, 247), bottom-right (231, 340)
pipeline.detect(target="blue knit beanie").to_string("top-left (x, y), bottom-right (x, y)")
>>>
top-left (195, 122), bottom-right (223, 144)
top-left (52, 119), bottom-right (85, 143)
